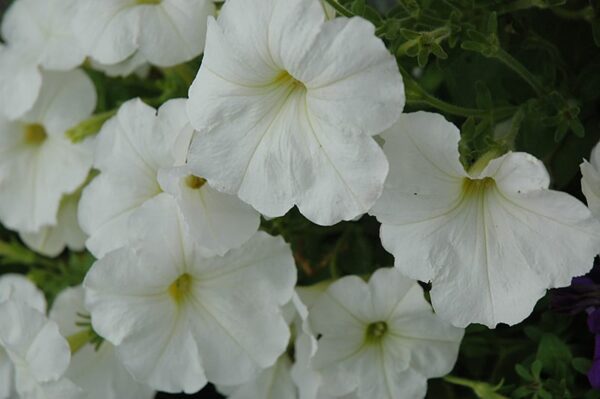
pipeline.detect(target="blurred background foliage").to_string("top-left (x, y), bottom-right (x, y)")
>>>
top-left (1, 0), bottom-right (600, 398)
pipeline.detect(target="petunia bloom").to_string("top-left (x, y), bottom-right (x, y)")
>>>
top-left (309, 267), bottom-right (464, 399)
top-left (371, 112), bottom-right (600, 328)
top-left (0, 70), bottom-right (96, 234)
top-left (79, 98), bottom-right (260, 258)
top-left (0, 0), bottom-right (85, 119)
top-left (581, 140), bottom-right (600, 217)
top-left (72, 0), bottom-right (215, 68)
top-left (0, 275), bottom-right (82, 399)
top-left (186, 0), bottom-right (404, 225)
top-left (50, 286), bottom-right (155, 399)
top-left (84, 194), bottom-right (297, 393)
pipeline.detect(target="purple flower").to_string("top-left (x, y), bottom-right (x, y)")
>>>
top-left (551, 258), bottom-right (600, 389)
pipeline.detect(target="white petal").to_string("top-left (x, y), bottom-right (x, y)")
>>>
top-left (137, 0), bottom-right (215, 67)
top-left (21, 192), bottom-right (87, 258)
top-left (85, 247), bottom-right (207, 394)
top-left (1, 0), bottom-right (85, 70)
top-left (72, 0), bottom-right (139, 65)
top-left (0, 274), bottom-right (46, 313)
top-left (79, 99), bottom-right (179, 257)
top-left (158, 167), bottom-right (260, 256)
top-left (0, 46), bottom-right (41, 120)
top-left (225, 356), bottom-right (295, 399)
top-left (299, 17), bottom-right (404, 136)
top-left (0, 71), bottom-right (94, 233)
top-left (188, 232), bottom-right (296, 385)
top-left (581, 141), bottom-right (600, 216)
top-left (186, 0), bottom-right (399, 225)
top-left (0, 301), bottom-right (70, 383)
top-left (155, 98), bottom-right (193, 165)
top-left (371, 112), bottom-right (467, 227)
top-left (373, 113), bottom-right (600, 327)
top-left (90, 51), bottom-right (149, 78)
top-left (0, 349), bottom-right (14, 399)
top-left (17, 378), bottom-right (83, 399)
top-left (22, 70), bottom-right (96, 137)
top-left (85, 195), bottom-right (296, 392)
top-left (93, 98), bottom-right (172, 175)
top-left (386, 285), bottom-right (463, 378)
top-left (78, 172), bottom-right (160, 258)
top-left (50, 287), bottom-right (155, 399)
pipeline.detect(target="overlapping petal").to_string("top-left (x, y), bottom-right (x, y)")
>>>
top-left (20, 192), bottom-right (86, 258)
top-left (0, 300), bottom-right (82, 399)
top-left (73, 0), bottom-right (215, 67)
top-left (80, 98), bottom-right (259, 258)
top-left (50, 287), bottom-right (155, 399)
top-left (582, 140), bottom-right (600, 217)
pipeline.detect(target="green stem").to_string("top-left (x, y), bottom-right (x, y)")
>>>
top-left (401, 68), bottom-right (517, 119)
top-left (323, 0), bottom-right (353, 18)
top-left (494, 48), bottom-right (546, 96)
top-left (495, 0), bottom-right (543, 14)
top-left (0, 240), bottom-right (55, 268)
top-left (66, 110), bottom-right (117, 143)
top-left (443, 376), bottom-right (509, 399)
top-left (552, 6), bottom-right (594, 21)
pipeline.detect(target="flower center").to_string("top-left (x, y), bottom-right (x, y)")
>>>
top-left (168, 273), bottom-right (193, 304)
top-left (23, 123), bottom-right (47, 145)
top-left (366, 321), bottom-right (388, 342)
top-left (274, 71), bottom-right (305, 91)
top-left (462, 176), bottom-right (496, 197)
top-left (185, 175), bottom-right (206, 190)
top-left (136, 0), bottom-right (161, 4)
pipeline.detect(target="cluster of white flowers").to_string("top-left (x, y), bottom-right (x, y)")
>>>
top-left (0, 0), bottom-right (599, 398)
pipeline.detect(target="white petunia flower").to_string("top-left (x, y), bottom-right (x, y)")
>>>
top-left (0, 69), bottom-right (96, 234)
top-left (84, 194), bottom-right (297, 393)
top-left (49, 286), bottom-right (155, 399)
top-left (371, 112), bottom-right (600, 328)
top-left (0, 274), bottom-right (47, 399)
top-left (0, 277), bottom-right (82, 399)
top-left (581, 140), bottom-right (600, 217)
top-left (309, 267), bottom-right (463, 399)
top-left (79, 98), bottom-right (260, 258)
top-left (72, 0), bottom-right (215, 67)
top-left (0, 0), bottom-right (86, 119)
top-left (186, 0), bottom-right (404, 226)
top-left (20, 192), bottom-right (87, 258)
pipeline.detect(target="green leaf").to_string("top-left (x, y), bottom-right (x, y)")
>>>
top-left (572, 358), bottom-right (592, 375)
top-left (515, 364), bottom-right (533, 381)
top-left (536, 334), bottom-right (572, 378)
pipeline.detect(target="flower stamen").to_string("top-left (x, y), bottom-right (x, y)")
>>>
top-left (168, 273), bottom-right (193, 304)
top-left (185, 175), bottom-right (206, 190)
top-left (23, 123), bottom-right (47, 145)
top-left (366, 321), bottom-right (388, 342)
